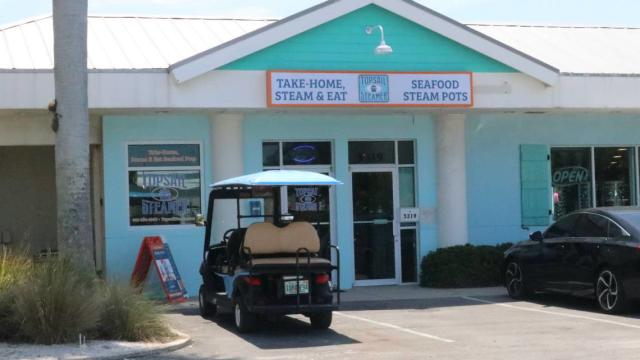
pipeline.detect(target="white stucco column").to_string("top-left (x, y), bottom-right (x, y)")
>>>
top-left (210, 113), bottom-right (244, 243)
top-left (436, 113), bottom-right (469, 248)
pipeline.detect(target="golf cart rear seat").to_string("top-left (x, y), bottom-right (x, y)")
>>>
top-left (240, 222), bottom-right (332, 271)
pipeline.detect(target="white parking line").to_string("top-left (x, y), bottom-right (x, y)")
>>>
top-left (334, 311), bottom-right (455, 343)
top-left (463, 296), bottom-right (640, 330)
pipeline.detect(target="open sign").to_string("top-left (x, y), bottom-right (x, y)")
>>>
top-left (552, 166), bottom-right (590, 185)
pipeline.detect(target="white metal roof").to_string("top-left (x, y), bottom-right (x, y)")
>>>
top-left (1, 14), bottom-right (640, 76)
top-left (469, 24), bottom-right (640, 75)
top-left (0, 15), bottom-right (275, 70)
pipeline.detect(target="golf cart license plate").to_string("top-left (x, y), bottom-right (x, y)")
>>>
top-left (284, 280), bottom-right (309, 295)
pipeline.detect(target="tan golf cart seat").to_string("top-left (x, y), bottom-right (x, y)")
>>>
top-left (240, 221), bottom-right (332, 270)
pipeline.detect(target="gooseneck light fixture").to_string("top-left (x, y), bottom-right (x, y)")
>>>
top-left (365, 25), bottom-right (393, 55)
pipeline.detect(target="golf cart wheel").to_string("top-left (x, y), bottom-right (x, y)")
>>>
top-left (310, 311), bottom-right (332, 329)
top-left (596, 268), bottom-right (627, 314)
top-left (199, 285), bottom-right (216, 318)
top-left (234, 297), bottom-right (257, 333)
top-left (504, 261), bottom-right (530, 299)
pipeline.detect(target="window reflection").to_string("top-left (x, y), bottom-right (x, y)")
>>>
top-left (595, 147), bottom-right (636, 207)
top-left (551, 147), bottom-right (592, 219)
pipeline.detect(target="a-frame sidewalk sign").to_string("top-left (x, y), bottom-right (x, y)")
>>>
top-left (131, 236), bottom-right (188, 303)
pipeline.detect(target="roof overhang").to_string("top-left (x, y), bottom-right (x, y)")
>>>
top-left (169, 0), bottom-right (560, 86)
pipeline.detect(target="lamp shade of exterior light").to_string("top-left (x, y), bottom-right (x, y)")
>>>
top-left (375, 43), bottom-right (393, 55)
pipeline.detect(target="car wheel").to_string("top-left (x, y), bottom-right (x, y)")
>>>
top-left (596, 268), bottom-right (627, 314)
top-left (505, 261), bottom-right (529, 299)
top-left (199, 285), bottom-right (216, 318)
top-left (234, 297), bottom-right (257, 333)
top-left (310, 311), bottom-right (332, 329)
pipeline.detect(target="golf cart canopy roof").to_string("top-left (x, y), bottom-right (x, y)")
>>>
top-left (210, 170), bottom-right (342, 188)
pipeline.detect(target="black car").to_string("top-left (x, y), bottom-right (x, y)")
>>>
top-left (503, 207), bottom-right (640, 313)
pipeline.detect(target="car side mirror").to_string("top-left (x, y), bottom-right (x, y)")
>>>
top-left (529, 231), bottom-right (543, 242)
top-left (194, 214), bottom-right (206, 227)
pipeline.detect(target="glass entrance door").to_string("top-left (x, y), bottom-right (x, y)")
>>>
top-left (352, 169), bottom-right (400, 285)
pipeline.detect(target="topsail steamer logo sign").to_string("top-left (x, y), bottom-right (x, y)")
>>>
top-left (268, 71), bottom-right (473, 107)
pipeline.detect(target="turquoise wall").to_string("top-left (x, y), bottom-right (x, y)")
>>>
top-left (103, 115), bottom-right (211, 297)
top-left (243, 113), bottom-right (437, 288)
top-left (223, 5), bottom-right (515, 73)
top-left (467, 113), bottom-right (640, 246)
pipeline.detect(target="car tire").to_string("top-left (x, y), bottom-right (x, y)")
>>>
top-left (505, 261), bottom-right (530, 299)
top-left (310, 311), bottom-right (332, 329)
top-left (595, 268), bottom-right (627, 314)
top-left (199, 285), bottom-right (216, 318)
top-left (234, 296), bottom-right (257, 333)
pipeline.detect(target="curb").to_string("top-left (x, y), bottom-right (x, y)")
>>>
top-left (91, 329), bottom-right (192, 360)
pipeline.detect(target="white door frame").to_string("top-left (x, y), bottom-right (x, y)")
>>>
top-left (351, 166), bottom-right (401, 286)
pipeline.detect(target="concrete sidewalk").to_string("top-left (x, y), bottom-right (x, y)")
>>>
top-left (340, 285), bottom-right (506, 303)
top-left (336, 285), bottom-right (507, 310)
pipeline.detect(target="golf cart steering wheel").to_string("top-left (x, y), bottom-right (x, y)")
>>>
top-left (223, 229), bottom-right (236, 243)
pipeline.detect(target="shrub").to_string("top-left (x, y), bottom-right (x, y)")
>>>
top-left (0, 252), bottom-right (172, 345)
top-left (10, 255), bottom-right (101, 344)
top-left (97, 282), bottom-right (172, 342)
top-left (0, 249), bottom-right (32, 340)
top-left (420, 243), bottom-right (513, 288)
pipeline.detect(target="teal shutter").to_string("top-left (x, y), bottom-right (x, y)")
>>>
top-left (520, 144), bottom-right (551, 227)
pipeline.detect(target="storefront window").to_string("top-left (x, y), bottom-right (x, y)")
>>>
top-left (262, 140), bottom-right (334, 259)
top-left (262, 142), bottom-right (280, 167)
top-left (595, 147), bottom-right (636, 207)
top-left (398, 141), bottom-right (415, 165)
top-left (262, 141), bottom-right (332, 167)
top-left (283, 142), bottom-right (332, 165)
top-left (551, 147), bottom-right (592, 219)
top-left (399, 167), bottom-right (416, 208)
top-left (127, 144), bottom-right (202, 226)
top-left (551, 146), bottom-right (638, 218)
top-left (349, 141), bottom-right (395, 164)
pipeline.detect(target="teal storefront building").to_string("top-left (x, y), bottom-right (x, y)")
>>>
top-left (2, 0), bottom-right (640, 295)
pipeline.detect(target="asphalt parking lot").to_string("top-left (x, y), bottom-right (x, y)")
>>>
top-left (154, 291), bottom-right (640, 360)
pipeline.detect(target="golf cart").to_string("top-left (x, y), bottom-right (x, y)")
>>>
top-left (196, 170), bottom-right (342, 332)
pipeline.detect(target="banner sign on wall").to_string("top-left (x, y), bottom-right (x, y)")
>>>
top-left (267, 71), bottom-right (473, 107)
top-left (128, 144), bottom-right (202, 226)
top-left (128, 144), bottom-right (200, 168)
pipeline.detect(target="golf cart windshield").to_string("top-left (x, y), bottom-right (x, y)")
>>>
top-left (202, 170), bottom-right (342, 257)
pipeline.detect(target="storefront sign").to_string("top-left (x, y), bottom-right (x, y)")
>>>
top-left (268, 71), bottom-right (473, 107)
top-left (129, 170), bottom-right (201, 226)
top-left (128, 143), bottom-right (202, 226)
top-left (295, 187), bottom-right (320, 212)
top-left (552, 166), bottom-right (590, 185)
top-left (128, 144), bottom-right (200, 167)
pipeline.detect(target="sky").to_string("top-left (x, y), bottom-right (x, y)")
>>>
top-left (1, 0), bottom-right (640, 28)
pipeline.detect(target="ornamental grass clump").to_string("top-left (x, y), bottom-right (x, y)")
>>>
top-left (97, 282), bottom-right (172, 342)
top-left (10, 254), bottom-right (101, 344)
top-left (0, 248), bottom-right (32, 340)
top-left (0, 251), bottom-right (172, 345)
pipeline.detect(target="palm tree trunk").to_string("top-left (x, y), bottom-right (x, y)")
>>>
top-left (52, 0), bottom-right (94, 266)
